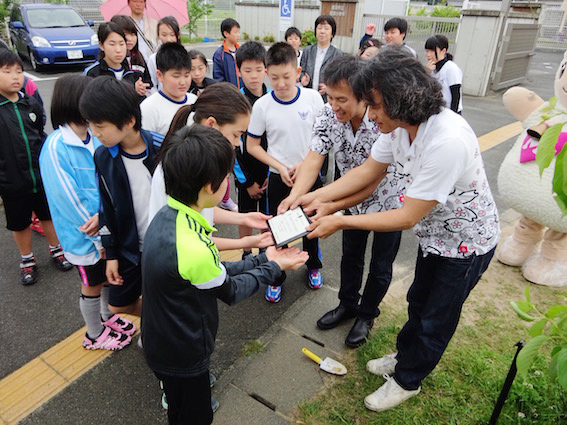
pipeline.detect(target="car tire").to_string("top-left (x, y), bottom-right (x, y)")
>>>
top-left (28, 49), bottom-right (43, 72)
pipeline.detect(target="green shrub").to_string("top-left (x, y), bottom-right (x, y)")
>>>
top-left (254, 35), bottom-right (260, 41)
top-left (431, 5), bottom-right (461, 18)
top-left (301, 29), bottom-right (317, 47)
top-left (263, 35), bottom-right (275, 43)
top-left (242, 32), bottom-right (250, 41)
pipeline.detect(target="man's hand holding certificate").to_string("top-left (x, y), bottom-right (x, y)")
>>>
top-left (267, 207), bottom-right (311, 248)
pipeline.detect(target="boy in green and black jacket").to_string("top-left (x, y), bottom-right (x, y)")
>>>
top-left (0, 50), bottom-right (72, 285)
top-left (142, 125), bottom-right (308, 424)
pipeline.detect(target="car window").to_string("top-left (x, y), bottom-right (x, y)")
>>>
top-left (26, 8), bottom-right (85, 28)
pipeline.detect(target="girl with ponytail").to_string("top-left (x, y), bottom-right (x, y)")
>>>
top-left (425, 35), bottom-right (463, 113)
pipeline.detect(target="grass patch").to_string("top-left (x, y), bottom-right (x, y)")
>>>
top-left (242, 339), bottom-right (264, 357)
top-left (181, 36), bottom-right (204, 44)
top-left (294, 263), bottom-right (567, 424)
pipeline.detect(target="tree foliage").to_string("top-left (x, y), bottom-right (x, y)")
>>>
top-left (186, 0), bottom-right (214, 38)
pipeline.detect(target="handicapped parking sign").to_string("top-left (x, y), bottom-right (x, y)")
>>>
top-left (279, 0), bottom-right (293, 31)
top-left (281, 0), bottom-right (291, 17)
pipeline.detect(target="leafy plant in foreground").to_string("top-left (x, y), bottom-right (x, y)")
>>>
top-left (510, 286), bottom-right (567, 391)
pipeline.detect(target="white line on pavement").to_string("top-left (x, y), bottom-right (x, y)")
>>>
top-left (24, 72), bottom-right (60, 82)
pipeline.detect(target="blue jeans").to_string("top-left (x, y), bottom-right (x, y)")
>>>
top-left (394, 246), bottom-right (496, 390)
top-left (339, 226), bottom-right (401, 320)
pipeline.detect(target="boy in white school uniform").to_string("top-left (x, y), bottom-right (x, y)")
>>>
top-left (140, 43), bottom-right (197, 135)
top-left (246, 42), bottom-right (324, 303)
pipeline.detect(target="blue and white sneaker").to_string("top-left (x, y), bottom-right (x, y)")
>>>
top-left (265, 285), bottom-right (282, 303)
top-left (308, 269), bottom-right (323, 289)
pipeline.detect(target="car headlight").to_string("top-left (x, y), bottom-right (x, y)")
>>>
top-left (31, 36), bottom-right (50, 48)
top-left (91, 34), bottom-right (98, 45)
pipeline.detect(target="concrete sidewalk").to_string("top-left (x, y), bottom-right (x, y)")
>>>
top-left (211, 211), bottom-right (521, 424)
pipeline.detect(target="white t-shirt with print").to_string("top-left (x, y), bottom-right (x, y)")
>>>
top-left (247, 87), bottom-right (324, 173)
top-left (371, 108), bottom-right (500, 258)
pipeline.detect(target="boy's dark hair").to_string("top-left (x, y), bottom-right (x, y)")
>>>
top-left (157, 16), bottom-right (180, 43)
top-left (156, 42), bottom-right (191, 73)
top-left (266, 42), bottom-right (297, 69)
top-left (79, 76), bottom-right (142, 131)
top-left (285, 27), bottom-right (302, 41)
top-left (161, 125), bottom-right (235, 206)
top-left (220, 18), bottom-right (240, 38)
top-left (51, 75), bottom-right (91, 128)
top-left (384, 18), bottom-right (408, 39)
top-left (0, 48), bottom-right (23, 70)
top-left (360, 38), bottom-right (382, 54)
top-left (425, 34), bottom-right (453, 60)
top-left (315, 15), bottom-right (337, 39)
top-left (188, 50), bottom-right (208, 68)
top-left (352, 47), bottom-right (443, 126)
top-left (235, 41), bottom-right (266, 68)
top-left (323, 55), bottom-right (363, 88)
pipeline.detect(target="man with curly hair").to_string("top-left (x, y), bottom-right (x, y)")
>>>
top-left (279, 55), bottom-right (404, 348)
top-left (294, 47), bottom-right (500, 412)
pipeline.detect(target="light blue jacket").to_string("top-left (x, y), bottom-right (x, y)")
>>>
top-left (39, 125), bottom-right (103, 265)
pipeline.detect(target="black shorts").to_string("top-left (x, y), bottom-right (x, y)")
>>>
top-left (237, 183), bottom-right (267, 214)
top-left (1, 188), bottom-right (51, 231)
top-left (108, 258), bottom-right (142, 308)
top-left (77, 260), bottom-right (107, 287)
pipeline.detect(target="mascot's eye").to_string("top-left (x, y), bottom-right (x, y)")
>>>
top-left (560, 63), bottom-right (566, 79)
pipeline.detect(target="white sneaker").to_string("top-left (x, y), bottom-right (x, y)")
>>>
top-left (364, 375), bottom-right (420, 412)
top-left (366, 353), bottom-right (398, 376)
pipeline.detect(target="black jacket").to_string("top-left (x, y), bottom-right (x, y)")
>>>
top-left (141, 203), bottom-right (282, 377)
top-left (188, 77), bottom-right (217, 97)
top-left (0, 93), bottom-right (45, 196)
top-left (234, 84), bottom-right (269, 188)
top-left (94, 129), bottom-right (163, 264)
top-left (83, 58), bottom-right (152, 102)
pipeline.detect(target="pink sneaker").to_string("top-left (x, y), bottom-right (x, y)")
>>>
top-left (83, 326), bottom-right (131, 351)
top-left (220, 198), bottom-right (238, 212)
top-left (103, 314), bottom-right (137, 336)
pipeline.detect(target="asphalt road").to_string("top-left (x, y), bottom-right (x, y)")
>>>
top-left (0, 48), bottom-right (561, 424)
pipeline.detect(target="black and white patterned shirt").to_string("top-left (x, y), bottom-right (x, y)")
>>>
top-left (310, 104), bottom-right (404, 215)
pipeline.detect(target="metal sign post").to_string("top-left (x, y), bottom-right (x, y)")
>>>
top-left (279, 0), bottom-right (294, 40)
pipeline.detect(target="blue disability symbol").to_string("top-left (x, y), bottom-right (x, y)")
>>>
top-left (281, 0), bottom-right (291, 17)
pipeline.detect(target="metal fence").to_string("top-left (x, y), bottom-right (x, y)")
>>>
top-left (537, 2), bottom-right (567, 51)
top-left (361, 14), bottom-right (461, 61)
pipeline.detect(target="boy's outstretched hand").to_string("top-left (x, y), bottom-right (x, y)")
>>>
top-left (266, 246), bottom-right (308, 271)
top-left (243, 232), bottom-right (274, 249)
top-left (242, 212), bottom-right (272, 230)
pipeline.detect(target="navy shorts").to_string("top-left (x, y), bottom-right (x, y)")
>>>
top-left (108, 258), bottom-right (142, 308)
top-left (77, 260), bottom-right (107, 287)
top-left (1, 188), bottom-right (51, 231)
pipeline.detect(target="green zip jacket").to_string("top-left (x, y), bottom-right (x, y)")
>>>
top-left (141, 197), bottom-right (282, 377)
top-left (0, 93), bottom-right (45, 197)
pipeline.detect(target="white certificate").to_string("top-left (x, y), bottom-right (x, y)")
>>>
top-left (267, 207), bottom-right (311, 248)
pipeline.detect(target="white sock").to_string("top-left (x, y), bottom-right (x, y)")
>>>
top-left (80, 294), bottom-right (104, 339)
top-left (100, 286), bottom-right (113, 321)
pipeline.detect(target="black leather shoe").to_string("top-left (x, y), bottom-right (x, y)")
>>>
top-left (345, 318), bottom-right (374, 348)
top-left (316, 305), bottom-right (357, 330)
